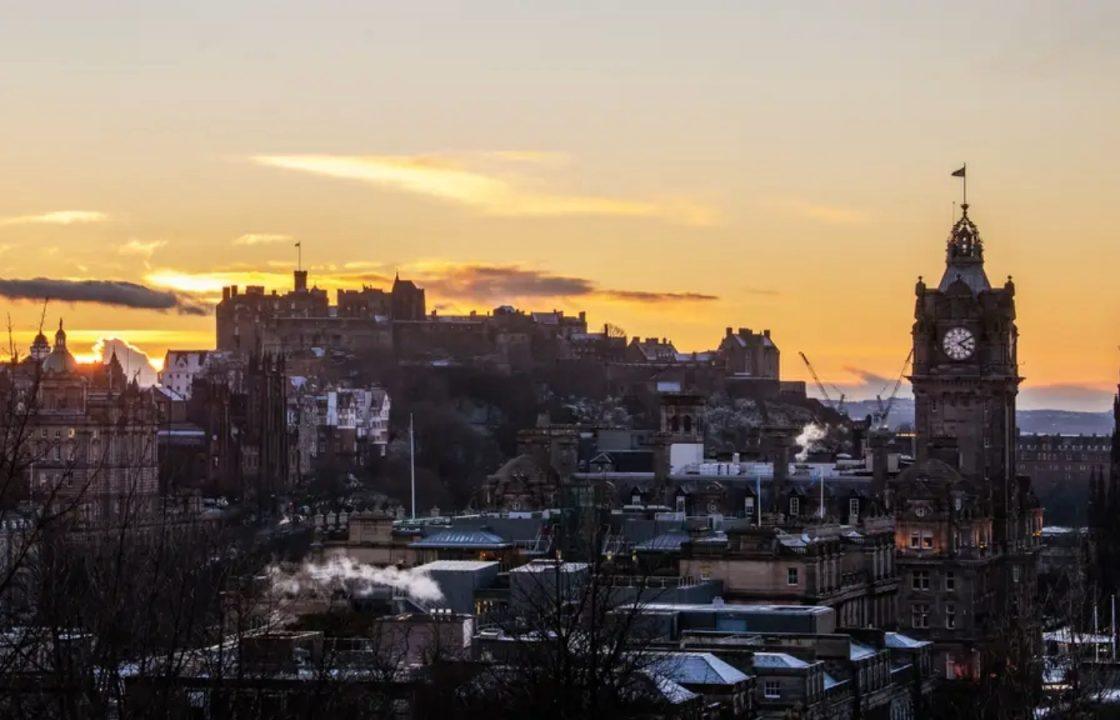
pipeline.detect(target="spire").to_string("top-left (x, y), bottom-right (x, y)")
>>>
top-left (54, 318), bottom-right (67, 348)
top-left (938, 203), bottom-right (991, 294)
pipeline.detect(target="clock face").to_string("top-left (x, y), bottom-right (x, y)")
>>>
top-left (942, 327), bottom-right (976, 360)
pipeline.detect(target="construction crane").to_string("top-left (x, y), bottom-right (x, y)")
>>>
top-left (799, 351), bottom-right (846, 416)
top-left (872, 349), bottom-right (913, 429)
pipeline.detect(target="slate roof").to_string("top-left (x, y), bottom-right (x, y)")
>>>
top-left (410, 529), bottom-right (510, 549)
top-left (884, 632), bottom-right (932, 650)
top-left (849, 642), bottom-right (877, 661)
top-left (753, 652), bottom-right (811, 670)
top-left (650, 652), bottom-right (750, 686)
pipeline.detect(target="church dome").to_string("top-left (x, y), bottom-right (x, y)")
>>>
top-left (42, 346), bottom-right (78, 375)
top-left (42, 319), bottom-right (78, 374)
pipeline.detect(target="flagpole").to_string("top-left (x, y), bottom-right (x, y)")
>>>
top-left (409, 413), bottom-right (416, 520)
top-left (962, 162), bottom-right (967, 206)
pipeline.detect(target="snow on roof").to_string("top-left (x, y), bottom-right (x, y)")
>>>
top-left (415, 560), bottom-right (499, 572)
top-left (1043, 626), bottom-right (1112, 644)
top-left (823, 672), bottom-right (846, 690)
top-left (642, 671), bottom-right (699, 704)
top-left (849, 642), bottom-right (877, 661)
top-left (410, 529), bottom-right (510, 549)
top-left (884, 632), bottom-right (931, 650)
top-left (752, 652), bottom-right (811, 670)
top-left (650, 652), bottom-right (750, 686)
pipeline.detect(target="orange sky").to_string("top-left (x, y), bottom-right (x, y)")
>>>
top-left (2, 2), bottom-right (1119, 410)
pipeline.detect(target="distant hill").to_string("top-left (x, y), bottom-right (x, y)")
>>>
top-left (842, 398), bottom-right (1113, 436)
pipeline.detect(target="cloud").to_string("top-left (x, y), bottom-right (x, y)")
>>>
top-left (1019, 383), bottom-right (1115, 412)
top-left (598, 289), bottom-right (719, 303)
top-left (0, 277), bottom-right (207, 315)
top-left (411, 262), bottom-right (720, 306)
top-left (118, 239), bottom-right (166, 259)
top-left (0, 210), bottom-right (109, 226)
top-left (234, 233), bottom-right (294, 246)
top-left (250, 153), bottom-right (716, 226)
top-left (417, 263), bottom-right (594, 299)
top-left (91, 337), bottom-right (159, 386)
top-left (146, 262), bottom-right (720, 309)
top-left (770, 198), bottom-right (869, 225)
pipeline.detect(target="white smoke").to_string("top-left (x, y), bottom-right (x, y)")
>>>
top-left (795, 423), bottom-right (828, 462)
top-left (266, 555), bottom-right (443, 603)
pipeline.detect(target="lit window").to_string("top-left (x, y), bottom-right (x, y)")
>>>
top-left (909, 532), bottom-right (920, 549)
top-left (787, 567), bottom-right (799, 585)
top-left (922, 532), bottom-right (934, 549)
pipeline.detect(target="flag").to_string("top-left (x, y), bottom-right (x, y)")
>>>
top-left (951, 165), bottom-right (966, 177)
top-left (295, 241), bottom-right (301, 248)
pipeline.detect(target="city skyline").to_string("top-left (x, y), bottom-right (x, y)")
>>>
top-left (3, 2), bottom-right (1119, 410)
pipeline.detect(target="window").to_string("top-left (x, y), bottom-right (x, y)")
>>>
top-left (909, 532), bottom-right (921, 549)
top-left (922, 533), bottom-right (934, 549)
top-left (745, 496), bottom-right (755, 517)
top-left (849, 498), bottom-right (860, 520)
top-left (945, 603), bottom-right (957, 629)
top-left (912, 603), bottom-right (930, 628)
top-left (787, 567), bottom-right (799, 585)
top-left (763, 679), bottom-right (780, 699)
top-left (631, 492), bottom-right (641, 506)
top-left (912, 570), bottom-right (930, 591)
top-left (1012, 565), bottom-right (1021, 583)
top-left (789, 497), bottom-right (800, 517)
top-left (945, 571), bottom-right (955, 591)
top-left (675, 496), bottom-right (686, 513)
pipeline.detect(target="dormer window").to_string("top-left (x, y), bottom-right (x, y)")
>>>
top-left (675, 495), bottom-right (686, 513)
top-left (745, 496), bottom-right (756, 517)
top-left (789, 496), bottom-right (800, 517)
top-left (631, 492), bottom-right (641, 506)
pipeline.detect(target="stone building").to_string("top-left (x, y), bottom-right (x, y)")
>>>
top-left (3, 321), bottom-right (160, 524)
top-left (896, 202), bottom-right (1043, 689)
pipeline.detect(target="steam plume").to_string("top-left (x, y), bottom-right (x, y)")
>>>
top-left (794, 423), bottom-right (828, 462)
top-left (266, 556), bottom-right (443, 603)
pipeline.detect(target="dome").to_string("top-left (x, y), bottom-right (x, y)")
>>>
top-left (29, 332), bottom-right (50, 361)
top-left (42, 346), bottom-right (78, 375)
top-left (42, 319), bottom-right (77, 374)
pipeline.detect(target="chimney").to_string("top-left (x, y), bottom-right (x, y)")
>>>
top-left (222, 287), bottom-right (231, 302)
top-left (294, 270), bottom-right (308, 292)
top-left (726, 327), bottom-right (733, 337)
top-left (762, 427), bottom-right (793, 513)
top-left (869, 429), bottom-right (890, 503)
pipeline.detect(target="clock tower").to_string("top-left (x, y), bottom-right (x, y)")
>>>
top-left (910, 202), bottom-right (1021, 544)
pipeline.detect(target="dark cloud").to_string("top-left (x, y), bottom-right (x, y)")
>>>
top-left (0, 277), bottom-right (208, 315)
top-left (421, 265), bottom-right (593, 299)
top-left (598, 289), bottom-right (719, 303)
top-left (841, 366), bottom-right (893, 388)
top-left (418, 264), bottom-right (718, 304)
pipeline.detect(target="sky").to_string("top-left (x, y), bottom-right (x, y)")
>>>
top-left (1, 1), bottom-right (1119, 410)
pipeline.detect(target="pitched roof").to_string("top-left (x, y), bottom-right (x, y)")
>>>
top-left (753, 652), bottom-right (811, 670)
top-left (650, 652), bottom-right (750, 686)
top-left (410, 529), bottom-right (510, 549)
